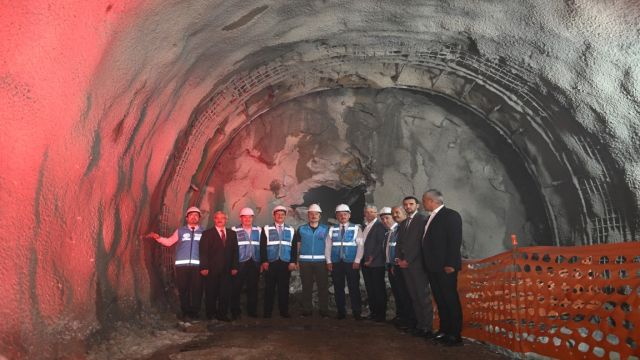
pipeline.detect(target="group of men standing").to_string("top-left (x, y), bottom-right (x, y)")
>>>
top-left (148, 188), bottom-right (463, 347)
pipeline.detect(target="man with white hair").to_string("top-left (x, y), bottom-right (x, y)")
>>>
top-left (230, 207), bottom-right (262, 319)
top-left (293, 204), bottom-right (330, 317)
top-left (325, 204), bottom-right (364, 320)
top-left (147, 206), bottom-right (205, 321)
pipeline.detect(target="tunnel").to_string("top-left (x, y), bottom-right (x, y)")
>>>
top-left (1, 1), bottom-right (639, 358)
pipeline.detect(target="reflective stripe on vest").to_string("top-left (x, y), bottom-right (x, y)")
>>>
top-left (298, 224), bottom-right (328, 262)
top-left (329, 224), bottom-right (359, 263)
top-left (233, 225), bottom-right (262, 263)
top-left (264, 224), bottom-right (294, 262)
top-left (175, 226), bottom-right (203, 266)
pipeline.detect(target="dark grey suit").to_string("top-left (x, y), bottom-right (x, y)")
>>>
top-left (396, 212), bottom-right (433, 331)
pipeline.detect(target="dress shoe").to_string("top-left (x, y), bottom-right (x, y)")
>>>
top-left (263, 313), bottom-right (272, 319)
top-left (442, 335), bottom-right (463, 347)
top-left (365, 314), bottom-right (377, 321)
top-left (353, 313), bottom-right (363, 321)
top-left (247, 312), bottom-right (258, 318)
top-left (319, 311), bottom-right (329, 318)
top-left (231, 313), bottom-right (241, 321)
top-left (301, 311), bottom-right (312, 317)
top-left (216, 315), bottom-right (231, 322)
top-left (433, 331), bottom-right (446, 340)
top-left (422, 331), bottom-right (437, 340)
top-left (280, 312), bottom-right (291, 318)
top-left (411, 328), bottom-right (429, 337)
top-left (336, 313), bottom-right (346, 320)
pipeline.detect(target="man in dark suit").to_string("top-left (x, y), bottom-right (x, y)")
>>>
top-left (421, 189), bottom-right (463, 346)
top-left (200, 211), bottom-right (239, 321)
top-left (361, 205), bottom-right (388, 322)
top-left (395, 196), bottom-right (434, 338)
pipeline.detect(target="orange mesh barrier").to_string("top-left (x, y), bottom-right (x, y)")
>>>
top-left (459, 242), bottom-right (640, 359)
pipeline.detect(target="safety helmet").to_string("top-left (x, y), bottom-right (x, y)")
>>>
top-left (307, 204), bottom-right (322, 213)
top-left (335, 204), bottom-right (351, 213)
top-left (379, 207), bottom-right (392, 216)
top-left (185, 206), bottom-right (201, 216)
top-left (272, 205), bottom-right (288, 214)
top-left (240, 207), bottom-right (255, 216)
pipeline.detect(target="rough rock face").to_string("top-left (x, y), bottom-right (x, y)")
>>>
top-left (207, 88), bottom-right (544, 257)
top-left (1, 1), bottom-right (639, 358)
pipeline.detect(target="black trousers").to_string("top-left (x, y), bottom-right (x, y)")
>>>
top-left (388, 265), bottom-right (415, 326)
top-left (362, 265), bottom-right (387, 320)
top-left (204, 271), bottom-right (232, 320)
top-left (428, 271), bottom-right (462, 337)
top-left (264, 260), bottom-right (291, 316)
top-left (231, 260), bottom-right (260, 317)
top-left (331, 261), bottom-right (361, 316)
top-left (175, 266), bottom-right (203, 319)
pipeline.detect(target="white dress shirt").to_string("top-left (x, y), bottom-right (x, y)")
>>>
top-left (423, 205), bottom-right (444, 239)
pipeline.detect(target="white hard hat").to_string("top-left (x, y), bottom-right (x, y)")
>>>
top-left (240, 207), bottom-right (255, 216)
top-left (379, 207), bottom-right (392, 216)
top-left (272, 205), bottom-right (288, 214)
top-left (307, 204), bottom-right (322, 213)
top-left (185, 206), bottom-right (201, 216)
top-left (335, 204), bottom-right (351, 213)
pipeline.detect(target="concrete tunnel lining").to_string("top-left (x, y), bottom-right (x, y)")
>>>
top-left (2, 1), bottom-right (640, 358)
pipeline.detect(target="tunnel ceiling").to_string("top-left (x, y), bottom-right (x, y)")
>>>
top-left (2, 0), bottom-right (640, 358)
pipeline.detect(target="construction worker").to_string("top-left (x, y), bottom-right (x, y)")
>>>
top-left (147, 206), bottom-right (204, 321)
top-left (260, 205), bottom-right (297, 318)
top-left (325, 204), bottom-right (364, 320)
top-left (230, 207), bottom-right (262, 319)
top-left (294, 204), bottom-right (330, 318)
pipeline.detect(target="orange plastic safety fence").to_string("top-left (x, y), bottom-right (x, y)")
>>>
top-left (459, 242), bottom-right (640, 359)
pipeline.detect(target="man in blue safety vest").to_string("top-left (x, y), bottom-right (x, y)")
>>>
top-left (325, 204), bottom-right (364, 320)
top-left (260, 205), bottom-right (297, 318)
top-left (293, 204), bottom-right (330, 318)
top-left (147, 206), bottom-right (204, 321)
top-left (230, 207), bottom-right (262, 320)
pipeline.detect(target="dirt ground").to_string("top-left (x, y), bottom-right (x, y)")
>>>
top-left (88, 312), bottom-right (509, 360)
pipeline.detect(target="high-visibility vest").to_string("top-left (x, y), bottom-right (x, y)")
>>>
top-left (329, 223), bottom-right (359, 263)
top-left (298, 223), bottom-right (329, 262)
top-left (233, 225), bottom-right (261, 263)
top-left (264, 224), bottom-right (294, 262)
top-left (175, 226), bottom-right (202, 266)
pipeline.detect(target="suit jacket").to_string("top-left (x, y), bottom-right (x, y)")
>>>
top-left (363, 220), bottom-right (387, 267)
top-left (395, 212), bottom-right (428, 267)
top-left (421, 207), bottom-right (462, 272)
top-left (200, 227), bottom-right (239, 275)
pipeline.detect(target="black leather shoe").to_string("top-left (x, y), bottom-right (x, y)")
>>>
top-left (231, 313), bottom-right (241, 321)
top-left (433, 331), bottom-right (446, 340)
top-left (337, 313), bottom-right (346, 320)
top-left (353, 313), bottom-right (363, 321)
top-left (263, 313), bottom-right (272, 319)
top-left (216, 315), bottom-right (231, 322)
top-left (247, 312), bottom-right (258, 318)
top-left (423, 331), bottom-right (437, 340)
top-left (301, 311), bottom-right (312, 317)
top-left (411, 328), bottom-right (428, 337)
top-left (280, 312), bottom-right (291, 318)
top-left (365, 314), bottom-right (376, 321)
top-left (319, 311), bottom-right (329, 318)
top-left (442, 336), bottom-right (463, 347)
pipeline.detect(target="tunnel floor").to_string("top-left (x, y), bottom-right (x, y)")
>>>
top-left (88, 313), bottom-right (508, 360)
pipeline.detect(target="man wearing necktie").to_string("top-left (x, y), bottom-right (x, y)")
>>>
top-left (147, 207), bottom-right (204, 321)
top-left (395, 195), bottom-right (435, 339)
top-left (230, 207), bottom-right (262, 319)
top-left (260, 205), bottom-right (297, 318)
top-left (200, 211), bottom-right (239, 321)
top-left (325, 204), bottom-right (364, 320)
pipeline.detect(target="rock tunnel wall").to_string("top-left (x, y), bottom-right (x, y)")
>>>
top-left (1, 1), bottom-right (639, 358)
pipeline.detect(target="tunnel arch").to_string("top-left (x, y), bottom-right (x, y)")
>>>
top-left (154, 39), bottom-right (635, 248)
